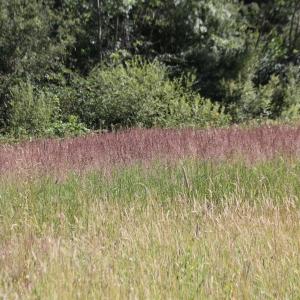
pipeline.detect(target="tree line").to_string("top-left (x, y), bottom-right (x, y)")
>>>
top-left (0, 0), bottom-right (299, 137)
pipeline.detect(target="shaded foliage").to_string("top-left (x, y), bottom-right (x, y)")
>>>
top-left (0, 0), bottom-right (300, 136)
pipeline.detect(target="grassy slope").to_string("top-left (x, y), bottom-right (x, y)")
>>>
top-left (1, 159), bottom-right (300, 299)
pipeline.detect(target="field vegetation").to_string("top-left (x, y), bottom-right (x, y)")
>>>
top-left (1, 127), bottom-right (300, 299)
top-left (1, 1), bottom-right (300, 298)
top-left (0, 1), bottom-right (300, 138)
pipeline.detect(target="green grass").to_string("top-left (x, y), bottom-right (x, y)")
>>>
top-left (1, 159), bottom-right (300, 299)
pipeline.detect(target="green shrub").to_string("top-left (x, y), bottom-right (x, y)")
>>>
top-left (6, 60), bottom-right (230, 138)
top-left (70, 58), bottom-right (230, 129)
top-left (280, 66), bottom-right (300, 120)
top-left (226, 75), bottom-right (280, 122)
top-left (9, 80), bottom-right (58, 137)
top-left (46, 115), bottom-right (89, 138)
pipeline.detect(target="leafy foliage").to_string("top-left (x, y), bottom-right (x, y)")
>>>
top-left (281, 65), bottom-right (300, 120)
top-left (0, 0), bottom-right (300, 137)
top-left (46, 115), bottom-right (90, 138)
top-left (9, 81), bottom-right (57, 136)
top-left (60, 59), bottom-right (230, 129)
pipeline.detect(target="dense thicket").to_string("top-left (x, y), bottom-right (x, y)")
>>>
top-left (0, 0), bottom-right (299, 137)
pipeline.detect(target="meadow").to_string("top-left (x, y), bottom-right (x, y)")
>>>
top-left (1, 126), bottom-right (300, 299)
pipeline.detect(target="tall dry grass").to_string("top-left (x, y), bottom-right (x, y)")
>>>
top-left (1, 127), bottom-right (300, 299)
top-left (1, 125), bottom-right (300, 175)
top-left (1, 199), bottom-right (300, 299)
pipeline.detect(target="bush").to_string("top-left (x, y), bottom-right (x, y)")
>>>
top-left (5, 60), bottom-right (230, 138)
top-left (68, 58), bottom-right (230, 129)
top-left (9, 80), bottom-right (58, 137)
top-left (46, 115), bottom-right (89, 138)
top-left (226, 75), bottom-right (280, 122)
top-left (280, 66), bottom-right (300, 120)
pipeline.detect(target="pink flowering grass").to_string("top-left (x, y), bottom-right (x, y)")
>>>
top-left (1, 125), bottom-right (300, 176)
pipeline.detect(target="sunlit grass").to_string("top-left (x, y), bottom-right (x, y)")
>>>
top-left (1, 159), bottom-right (300, 299)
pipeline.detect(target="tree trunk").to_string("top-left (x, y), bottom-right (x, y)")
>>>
top-left (96, 0), bottom-right (102, 61)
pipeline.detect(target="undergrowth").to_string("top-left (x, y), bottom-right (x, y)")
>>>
top-left (1, 159), bottom-right (300, 298)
